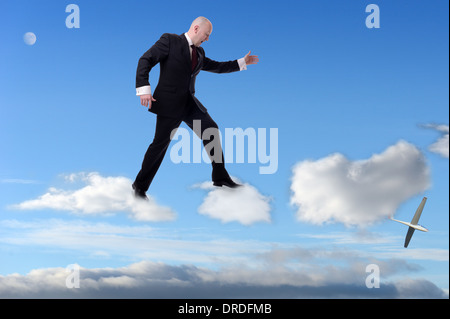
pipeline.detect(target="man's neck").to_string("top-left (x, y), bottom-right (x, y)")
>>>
top-left (185, 32), bottom-right (194, 46)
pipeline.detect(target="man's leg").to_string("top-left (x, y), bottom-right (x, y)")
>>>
top-left (134, 115), bottom-right (182, 192)
top-left (183, 107), bottom-right (231, 182)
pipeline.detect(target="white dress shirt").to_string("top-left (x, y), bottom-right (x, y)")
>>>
top-left (136, 33), bottom-right (247, 96)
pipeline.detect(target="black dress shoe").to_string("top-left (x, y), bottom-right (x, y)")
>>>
top-left (213, 178), bottom-right (242, 188)
top-left (132, 183), bottom-right (148, 201)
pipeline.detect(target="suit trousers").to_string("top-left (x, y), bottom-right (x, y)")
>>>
top-left (134, 97), bottom-right (230, 192)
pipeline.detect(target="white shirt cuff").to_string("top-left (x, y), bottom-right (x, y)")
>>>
top-left (237, 57), bottom-right (247, 71)
top-left (136, 85), bottom-right (151, 96)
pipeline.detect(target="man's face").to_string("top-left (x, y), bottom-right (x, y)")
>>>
top-left (194, 23), bottom-right (212, 46)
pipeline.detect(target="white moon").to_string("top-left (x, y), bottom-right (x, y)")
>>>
top-left (23, 32), bottom-right (37, 46)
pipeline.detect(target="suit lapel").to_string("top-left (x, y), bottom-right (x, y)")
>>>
top-left (179, 34), bottom-right (192, 71)
top-left (193, 47), bottom-right (203, 74)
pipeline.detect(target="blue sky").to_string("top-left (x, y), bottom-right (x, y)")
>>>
top-left (0, 0), bottom-right (448, 298)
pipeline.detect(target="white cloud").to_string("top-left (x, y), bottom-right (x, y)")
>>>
top-left (10, 172), bottom-right (176, 222)
top-left (290, 141), bottom-right (430, 227)
top-left (423, 124), bottom-right (449, 159)
top-left (193, 179), bottom-right (271, 225)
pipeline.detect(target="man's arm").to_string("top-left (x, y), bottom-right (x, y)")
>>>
top-left (202, 50), bottom-right (258, 73)
top-left (202, 57), bottom-right (240, 73)
top-left (136, 33), bottom-right (170, 108)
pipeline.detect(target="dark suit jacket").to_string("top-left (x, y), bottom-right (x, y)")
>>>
top-left (136, 33), bottom-right (240, 118)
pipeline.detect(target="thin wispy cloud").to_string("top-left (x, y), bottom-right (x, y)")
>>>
top-left (423, 124), bottom-right (449, 159)
top-left (3, 218), bottom-right (447, 267)
top-left (0, 219), bottom-right (270, 266)
top-left (290, 141), bottom-right (431, 227)
top-left (9, 172), bottom-right (176, 222)
top-left (0, 179), bottom-right (40, 184)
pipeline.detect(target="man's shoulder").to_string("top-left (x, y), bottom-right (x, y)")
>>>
top-left (156, 33), bottom-right (185, 47)
top-left (160, 33), bottom-right (183, 40)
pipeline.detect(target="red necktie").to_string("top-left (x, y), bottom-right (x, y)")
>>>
top-left (191, 45), bottom-right (197, 71)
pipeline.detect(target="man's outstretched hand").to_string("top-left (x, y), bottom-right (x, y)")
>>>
top-left (244, 51), bottom-right (259, 66)
top-left (140, 94), bottom-right (156, 109)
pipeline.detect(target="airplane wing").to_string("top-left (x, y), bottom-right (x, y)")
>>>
top-left (404, 226), bottom-right (415, 248)
top-left (390, 217), bottom-right (411, 227)
top-left (411, 197), bottom-right (427, 225)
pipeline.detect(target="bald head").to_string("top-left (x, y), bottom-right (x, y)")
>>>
top-left (190, 17), bottom-right (212, 29)
top-left (187, 16), bottom-right (213, 47)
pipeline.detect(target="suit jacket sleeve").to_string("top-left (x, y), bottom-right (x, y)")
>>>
top-left (201, 56), bottom-right (240, 74)
top-left (135, 33), bottom-right (170, 88)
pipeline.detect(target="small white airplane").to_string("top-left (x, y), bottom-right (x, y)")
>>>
top-left (390, 197), bottom-right (428, 248)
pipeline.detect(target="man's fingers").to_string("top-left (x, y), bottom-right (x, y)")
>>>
top-left (248, 55), bottom-right (259, 65)
top-left (140, 94), bottom-right (155, 108)
top-left (244, 51), bottom-right (259, 65)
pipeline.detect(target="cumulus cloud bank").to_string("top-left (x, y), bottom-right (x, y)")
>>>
top-left (11, 172), bottom-right (176, 222)
top-left (0, 256), bottom-right (447, 299)
top-left (290, 141), bottom-right (430, 227)
top-left (194, 180), bottom-right (271, 225)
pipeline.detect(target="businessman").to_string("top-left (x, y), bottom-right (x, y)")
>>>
top-left (133, 17), bottom-right (259, 200)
